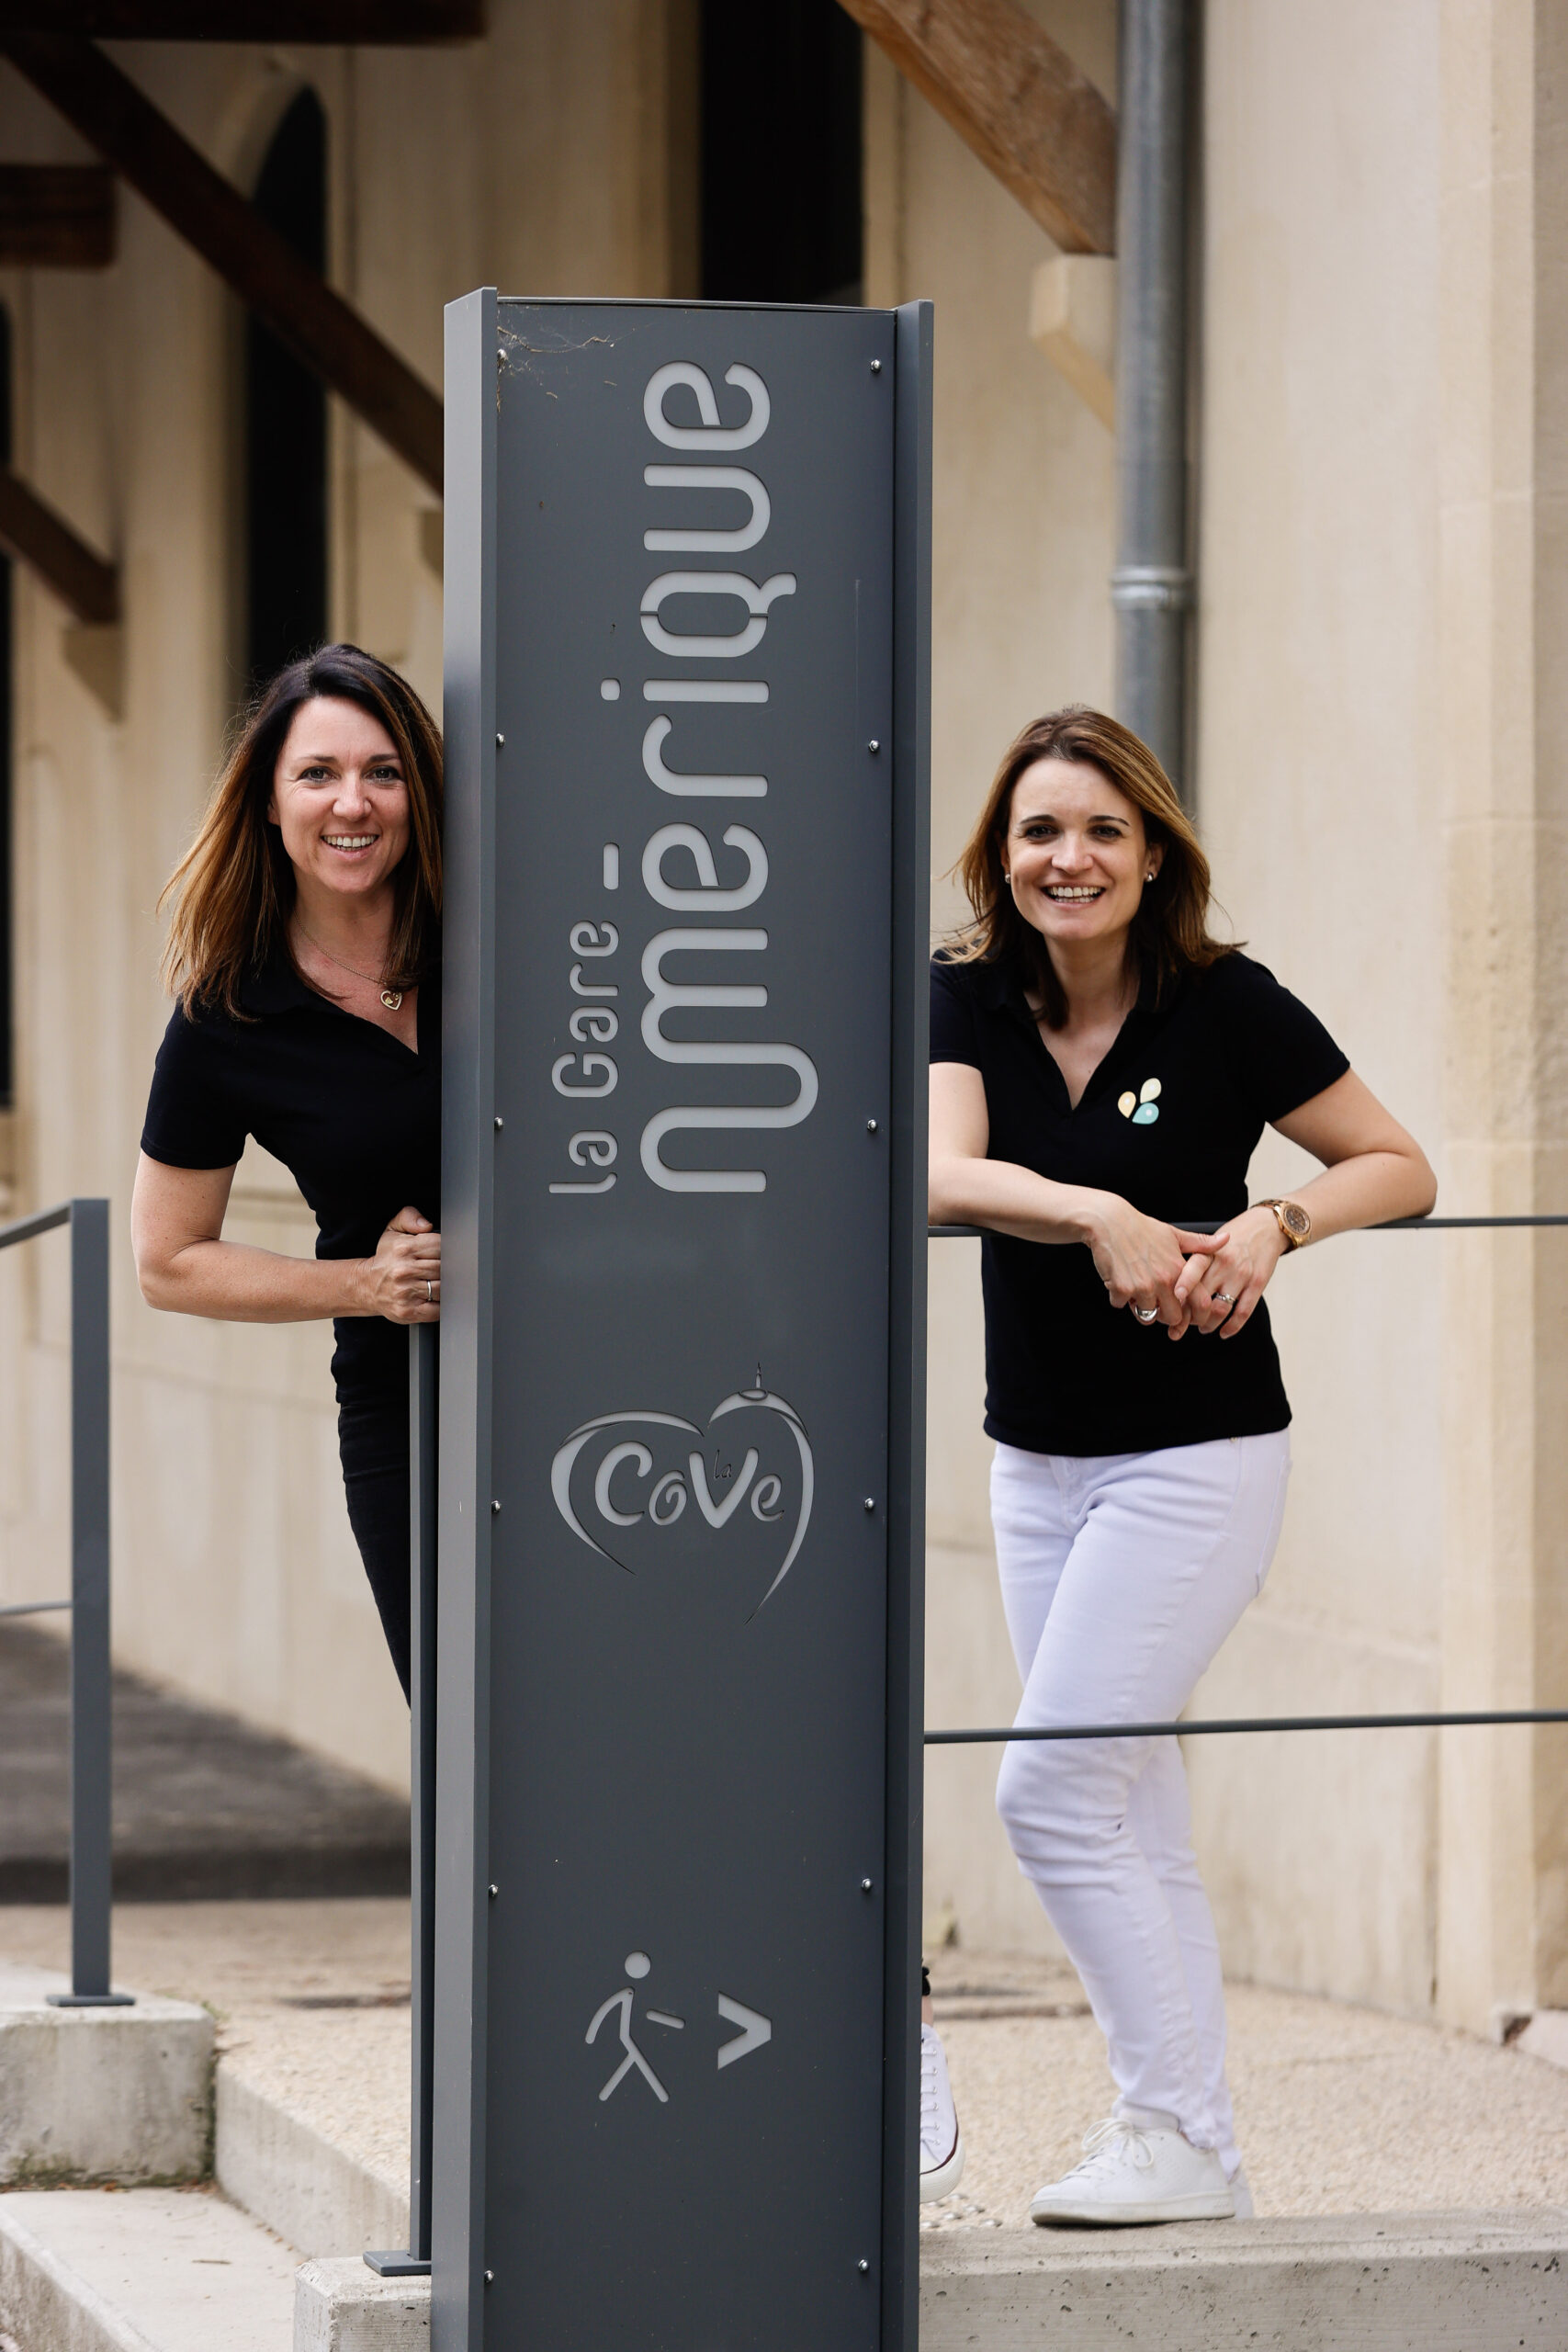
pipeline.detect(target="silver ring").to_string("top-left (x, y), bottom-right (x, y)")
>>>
top-left (1132, 1304), bottom-right (1159, 1325)
top-left (425, 1279), bottom-right (434, 1304)
top-left (1214, 1292), bottom-right (1235, 1306)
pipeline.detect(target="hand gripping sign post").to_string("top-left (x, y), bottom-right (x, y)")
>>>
top-left (436, 291), bottom-right (931, 2352)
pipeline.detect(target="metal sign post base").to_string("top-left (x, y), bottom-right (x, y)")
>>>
top-left (364, 2251), bottom-right (432, 2279)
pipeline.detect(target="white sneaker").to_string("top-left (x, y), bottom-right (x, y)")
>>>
top-left (919, 2023), bottom-right (964, 2201)
top-left (1029, 2111), bottom-right (1235, 2227)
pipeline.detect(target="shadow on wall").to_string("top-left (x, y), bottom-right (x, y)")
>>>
top-left (0, 1619), bottom-right (408, 1900)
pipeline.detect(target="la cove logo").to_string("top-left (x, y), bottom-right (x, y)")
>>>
top-left (549, 1379), bottom-right (814, 1619)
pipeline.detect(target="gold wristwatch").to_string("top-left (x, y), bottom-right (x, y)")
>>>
top-left (1259, 1197), bottom-right (1312, 1250)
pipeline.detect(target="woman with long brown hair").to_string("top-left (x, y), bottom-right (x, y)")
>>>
top-left (131, 645), bottom-right (443, 1695)
top-left (929, 707), bottom-right (1434, 2225)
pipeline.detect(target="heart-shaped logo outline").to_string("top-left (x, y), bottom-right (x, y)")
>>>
top-left (549, 1385), bottom-right (814, 1619)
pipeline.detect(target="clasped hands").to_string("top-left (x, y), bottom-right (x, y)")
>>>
top-left (1085, 1197), bottom-right (1288, 1340)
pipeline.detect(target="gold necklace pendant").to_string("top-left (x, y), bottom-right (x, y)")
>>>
top-left (380, 989), bottom-right (404, 1012)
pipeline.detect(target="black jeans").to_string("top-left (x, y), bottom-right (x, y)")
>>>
top-left (338, 1391), bottom-right (412, 1701)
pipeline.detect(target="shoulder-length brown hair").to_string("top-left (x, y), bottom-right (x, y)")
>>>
top-left (947, 705), bottom-right (1235, 1028)
top-left (161, 644), bottom-right (443, 1019)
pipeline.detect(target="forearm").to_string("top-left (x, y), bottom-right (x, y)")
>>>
top-left (1278, 1148), bottom-right (1437, 1244)
top-left (929, 1154), bottom-right (1104, 1247)
top-left (141, 1236), bottom-right (369, 1323)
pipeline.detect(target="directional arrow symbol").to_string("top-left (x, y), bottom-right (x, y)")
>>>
top-left (716, 1994), bottom-right (772, 2070)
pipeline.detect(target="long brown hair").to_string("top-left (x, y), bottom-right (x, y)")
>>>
top-left (161, 645), bottom-right (443, 1019)
top-left (947, 706), bottom-right (1235, 1028)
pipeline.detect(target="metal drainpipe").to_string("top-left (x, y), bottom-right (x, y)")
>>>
top-left (1111, 0), bottom-right (1193, 797)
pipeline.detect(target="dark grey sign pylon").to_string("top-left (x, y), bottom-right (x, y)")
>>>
top-left (436, 290), bottom-right (931, 2352)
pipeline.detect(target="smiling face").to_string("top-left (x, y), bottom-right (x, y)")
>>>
top-left (1002, 756), bottom-right (1161, 957)
top-left (266, 695), bottom-right (411, 907)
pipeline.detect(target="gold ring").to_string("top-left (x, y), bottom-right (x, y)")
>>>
top-left (425, 1279), bottom-right (434, 1304)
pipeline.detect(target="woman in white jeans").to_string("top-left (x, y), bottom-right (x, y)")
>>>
top-left (926, 707), bottom-right (1435, 2226)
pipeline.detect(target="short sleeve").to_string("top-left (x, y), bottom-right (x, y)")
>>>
top-left (931, 957), bottom-right (985, 1067)
top-left (1213, 956), bottom-right (1350, 1124)
top-left (140, 1003), bottom-right (249, 1170)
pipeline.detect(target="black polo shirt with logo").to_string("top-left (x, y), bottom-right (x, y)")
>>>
top-left (931, 949), bottom-right (1349, 1456)
top-left (140, 948), bottom-right (441, 1410)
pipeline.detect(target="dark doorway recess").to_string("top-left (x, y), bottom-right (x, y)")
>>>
top-left (700, 0), bottom-right (863, 305)
top-left (246, 87), bottom-right (327, 691)
top-left (0, 304), bottom-right (13, 1108)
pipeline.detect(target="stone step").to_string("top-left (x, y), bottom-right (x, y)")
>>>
top-left (921, 2211), bottom-right (1568, 2349)
top-left (7, 2023), bottom-right (1566, 2352)
top-left (303, 2211), bottom-right (1568, 2352)
top-left (211, 2067), bottom-right (1568, 2348)
top-left (6, 2181), bottom-right (1565, 2352)
top-left (0, 2186), bottom-right (297, 2352)
top-left (214, 2064), bottom-right (406, 2263)
top-left (0, 1962), bottom-right (211, 2188)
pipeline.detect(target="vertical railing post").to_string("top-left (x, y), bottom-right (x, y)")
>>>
top-left (49, 1197), bottom-right (129, 2008)
top-left (410, 1318), bottom-right (438, 2262)
top-left (367, 1318), bottom-right (437, 2275)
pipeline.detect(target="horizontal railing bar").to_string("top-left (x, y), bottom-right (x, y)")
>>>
top-left (0, 1202), bottom-right (71, 1250)
top-left (926, 1710), bottom-right (1568, 1744)
top-left (0, 1597), bottom-right (70, 1618)
top-left (930, 1216), bottom-right (1568, 1239)
top-left (926, 1211), bottom-right (1568, 1735)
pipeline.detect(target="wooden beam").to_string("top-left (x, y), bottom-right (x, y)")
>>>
top-left (837, 0), bottom-right (1116, 254)
top-left (0, 164), bottom-right (115, 267)
top-left (0, 467), bottom-right (118, 626)
top-left (0, 3), bottom-right (482, 40)
top-left (0, 31), bottom-right (444, 493)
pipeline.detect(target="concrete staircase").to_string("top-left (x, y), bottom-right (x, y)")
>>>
top-left (1, 1969), bottom-right (1565, 2350)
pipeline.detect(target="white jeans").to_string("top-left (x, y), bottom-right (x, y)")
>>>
top-left (990, 1431), bottom-right (1291, 2176)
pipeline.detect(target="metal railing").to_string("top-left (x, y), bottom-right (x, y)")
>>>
top-left (926, 1211), bottom-right (1568, 1744)
top-left (373, 1210), bottom-right (1568, 2276)
top-left (0, 1199), bottom-right (126, 2007)
top-left (365, 1317), bottom-right (436, 2279)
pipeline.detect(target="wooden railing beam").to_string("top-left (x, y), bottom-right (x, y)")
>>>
top-left (0, 30), bottom-right (444, 492)
top-left (837, 0), bottom-right (1116, 254)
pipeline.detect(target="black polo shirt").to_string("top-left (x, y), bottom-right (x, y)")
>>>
top-left (140, 949), bottom-right (441, 1408)
top-left (931, 949), bottom-right (1349, 1456)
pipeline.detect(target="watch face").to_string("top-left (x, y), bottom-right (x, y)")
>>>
top-left (1280, 1202), bottom-right (1311, 1240)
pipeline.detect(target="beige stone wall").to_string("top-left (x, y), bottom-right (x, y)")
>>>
top-left (1188, 0), bottom-right (1568, 2037)
top-left (0, 3), bottom-right (685, 1792)
top-left (1429, 0), bottom-right (1568, 2033)
top-left (0, 0), bottom-right (1559, 2032)
top-left (866, 0), bottom-right (1122, 1959)
top-left (905, 0), bottom-right (1568, 2036)
top-left (1184, 0), bottom-right (1449, 2015)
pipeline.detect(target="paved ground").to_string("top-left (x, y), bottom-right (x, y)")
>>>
top-left (923, 1947), bottom-right (1568, 2228)
top-left (0, 1623), bottom-right (408, 1899)
top-left (3, 1901), bottom-right (1565, 2229)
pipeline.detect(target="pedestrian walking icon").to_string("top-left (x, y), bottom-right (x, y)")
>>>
top-left (585, 1951), bottom-right (773, 2102)
top-left (586, 1951), bottom-right (684, 2103)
